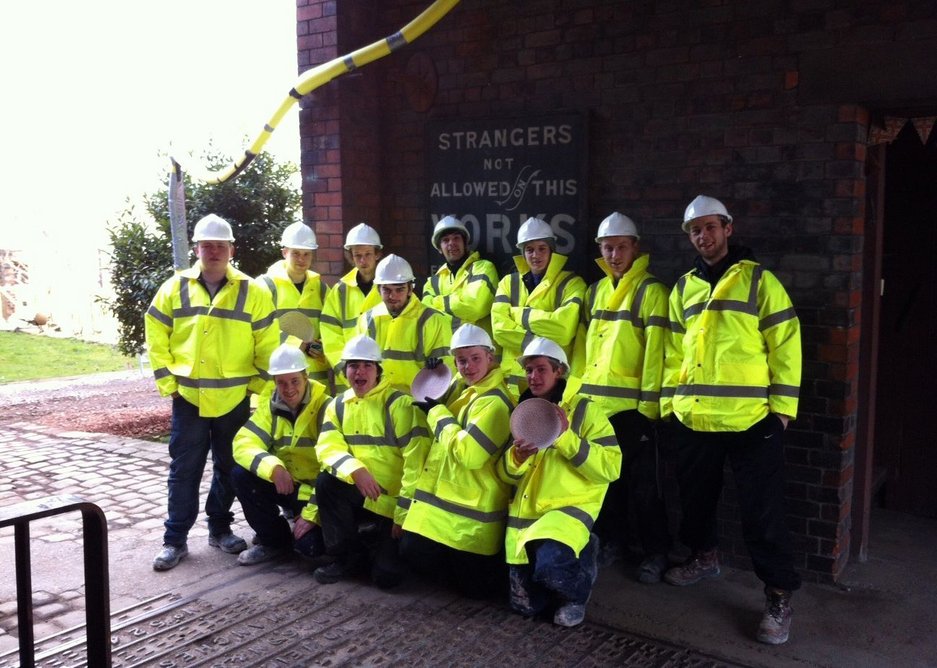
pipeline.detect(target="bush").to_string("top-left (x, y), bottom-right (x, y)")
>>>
top-left (102, 146), bottom-right (301, 356)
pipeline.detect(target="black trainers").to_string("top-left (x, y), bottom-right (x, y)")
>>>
top-left (663, 549), bottom-right (720, 586)
top-left (153, 544), bottom-right (188, 571)
top-left (636, 553), bottom-right (670, 584)
top-left (757, 587), bottom-right (793, 644)
top-left (208, 531), bottom-right (248, 554)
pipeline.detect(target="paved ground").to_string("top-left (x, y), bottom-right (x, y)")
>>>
top-left (1, 421), bottom-right (936, 667)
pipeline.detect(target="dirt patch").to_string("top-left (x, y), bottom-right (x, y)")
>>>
top-left (0, 371), bottom-right (171, 439)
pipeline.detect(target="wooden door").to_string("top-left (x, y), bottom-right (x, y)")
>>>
top-left (875, 122), bottom-right (937, 518)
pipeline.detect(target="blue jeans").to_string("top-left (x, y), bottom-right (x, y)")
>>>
top-left (163, 395), bottom-right (248, 546)
top-left (509, 534), bottom-right (598, 615)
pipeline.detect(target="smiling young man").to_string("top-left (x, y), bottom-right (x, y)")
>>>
top-left (257, 221), bottom-right (329, 384)
top-left (662, 195), bottom-right (802, 645)
top-left (422, 216), bottom-right (499, 339)
top-left (357, 254), bottom-right (452, 393)
top-left (312, 335), bottom-right (429, 588)
top-left (231, 344), bottom-right (331, 566)
top-left (571, 212), bottom-right (672, 583)
top-left (320, 223), bottom-right (384, 389)
top-left (501, 336), bottom-right (621, 628)
top-left (145, 214), bottom-right (279, 571)
top-left (491, 217), bottom-right (585, 396)
top-left (401, 323), bottom-right (515, 598)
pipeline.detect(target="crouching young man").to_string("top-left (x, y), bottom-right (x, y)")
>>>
top-left (313, 335), bottom-right (430, 588)
top-left (502, 337), bottom-right (621, 627)
top-left (400, 323), bottom-right (515, 598)
top-left (232, 344), bottom-right (331, 565)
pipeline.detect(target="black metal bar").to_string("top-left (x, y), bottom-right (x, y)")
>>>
top-left (0, 494), bottom-right (112, 667)
top-left (14, 522), bottom-right (35, 668)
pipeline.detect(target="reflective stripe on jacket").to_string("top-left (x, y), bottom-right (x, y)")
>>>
top-left (320, 268), bottom-right (382, 384)
top-left (402, 368), bottom-right (516, 556)
top-left (257, 260), bottom-right (330, 382)
top-left (233, 380), bottom-right (331, 524)
top-left (571, 254), bottom-right (669, 420)
top-left (314, 379), bottom-right (430, 524)
top-left (500, 377), bottom-right (620, 564)
top-left (421, 251), bottom-right (499, 338)
top-left (357, 295), bottom-right (452, 393)
top-left (491, 253), bottom-right (585, 393)
top-left (662, 259), bottom-right (801, 431)
top-left (145, 262), bottom-right (279, 417)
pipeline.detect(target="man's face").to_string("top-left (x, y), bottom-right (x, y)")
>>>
top-left (454, 346), bottom-right (493, 385)
top-left (274, 371), bottom-right (308, 411)
top-left (345, 360), bottom-right (379, 397)
top-left (196, 241), bottom-right (234, 272)
top-left (349, 245), bottom-right (381, 281)
top-left (380, 283), bottom-right (412, 317)
top-left (282, 248), bottom-right (314, 274)
top-left (523, 240), bottom-right (552, 275)
top-left (439, 232), bottom-right (467, 264)
top-left (524, 356), bottom-right (562, 398)
top-left (687, 215), bottom-right (732, 265)
top-left (599, 235), bottom-right (640, 280)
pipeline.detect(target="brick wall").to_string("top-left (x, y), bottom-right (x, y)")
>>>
top-left (294, 0), bottom-right (930, 582)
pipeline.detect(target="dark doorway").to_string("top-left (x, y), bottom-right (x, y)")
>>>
top-left (874, 121), bottom-right (937, 518)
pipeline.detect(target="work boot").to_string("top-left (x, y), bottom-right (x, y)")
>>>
top-left (313, 553), bottom-right (364, 584)
top-left (208, 531), bottom-right (248, 554)
top-left (553, 603), bottom-right (586, 628)
top-left (237, 543), bottom-right (288, 566)
top-left (757, 587), bottom-right (793, 645)
top-left (663, 549), bottom-right (720, 586)
top-left (152, 544), bottom-right (188, 571)
top-left (636, 553), bottom-right (670, 584)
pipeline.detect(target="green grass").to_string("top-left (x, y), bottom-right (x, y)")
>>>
top-left (0, 330), bottom-right (135, 383)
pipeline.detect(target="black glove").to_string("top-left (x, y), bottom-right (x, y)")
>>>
top-left (424, 357), bottom-right (443, 369)
top-left (414, 397), bottom-right (441, 413)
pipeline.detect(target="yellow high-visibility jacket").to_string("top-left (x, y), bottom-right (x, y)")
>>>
top-left (499, 377), bottom-right (621, 564)
top-left (403, 368), bottom-right (516, 555)
top-left (256, 259), bottom-right (330, 383)
top-left (491, 252), bottom-right (586, 393)
top-left (571, 254), bottom-right (669, 420)
top-left (421, 251), bottom-right (499, 337)
top-left (320, 268), bottom-right (382, 386)
top-left (315, 379), bottom-right (430, 525)
top-left (145, 262), bottom-right (279, 417)
top-left (357, 295), bottom-right (452, 393)
top-left (233, 380), bottom-right (331, 524)
top-left (662, 259), bottom-right (801, 431)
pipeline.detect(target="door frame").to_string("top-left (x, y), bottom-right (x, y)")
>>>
top-left (853, 142), bottom-right (886, 561)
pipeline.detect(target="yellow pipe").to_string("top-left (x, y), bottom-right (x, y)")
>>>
top-left (183, 0), bottom-right (460, 185)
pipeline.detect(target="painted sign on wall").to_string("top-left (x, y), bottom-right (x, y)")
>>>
top-left (425, 114), bottom-right (587, 276)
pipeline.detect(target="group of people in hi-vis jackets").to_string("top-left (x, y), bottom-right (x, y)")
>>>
top-left (144, 194), bottom-right (802, 643)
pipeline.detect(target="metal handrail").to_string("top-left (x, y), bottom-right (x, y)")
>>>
top-left (0, 494), bottom-right (111, 668)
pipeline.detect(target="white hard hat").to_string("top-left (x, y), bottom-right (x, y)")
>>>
top-left (432, 216), bottom-right (470, 251)
top-left (341, 334), bottom-right (383, 363)
top-left (682, 195), bottom-right (733, 232)
top-left (268, 343), bottom-right (308, 376)
top-left (516, 217), bottom-right (556, 250)
top-left (192, 214), bottom-right (234, 242)
top-left (595, 212), bottom-right (639, 241)
top-left (518, 336), bottom-right (568, 370)
top-left (344, 222), bottom-right (383, 249)
top-left (450, 323), bottom-right (494, 352)
top-left (281, 221), bottom-right (318, 250)
top-left (374, 254), bottom-right (415, 285)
